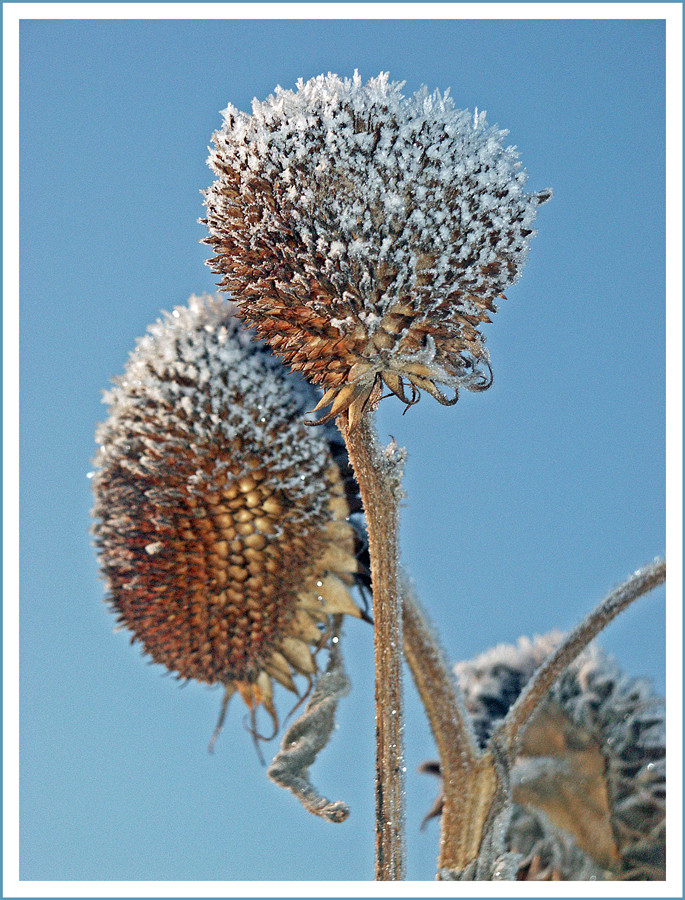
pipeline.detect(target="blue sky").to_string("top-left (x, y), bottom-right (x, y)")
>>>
top-left (17, 11), bottom-right (670, 885)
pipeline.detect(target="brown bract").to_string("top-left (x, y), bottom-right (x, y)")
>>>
top-left (205, 193), bottom-right (500, 429)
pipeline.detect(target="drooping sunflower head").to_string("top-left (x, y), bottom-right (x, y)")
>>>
top-left (204, 71), bottom-right (550, 428)
top-left (92, 293), bottom-right (367, 732)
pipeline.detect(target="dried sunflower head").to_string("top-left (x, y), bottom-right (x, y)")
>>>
top-left (204, 71), bottom-right (550, 428)
top-left (423, 634), bottom-right (666, 880)
top-left (92, 293), bottom-right (367, 734)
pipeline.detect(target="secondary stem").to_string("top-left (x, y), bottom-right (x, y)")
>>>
top-left (501, 557), bottom-right (666, 758)
top-left (402, 581), bottom-right (497, 873)
top-left (338, 412), bottom-right (405, 881)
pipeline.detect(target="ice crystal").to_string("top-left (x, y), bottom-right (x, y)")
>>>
top-left (204, 71), bottom-right (550, 428)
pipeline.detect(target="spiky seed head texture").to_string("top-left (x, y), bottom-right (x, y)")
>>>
top-left (204, 71), bottom-right (550, 428)
top-left (92, 294), bottom-right (365, 727)
top-left (449, 634), bottom-right (665, 880)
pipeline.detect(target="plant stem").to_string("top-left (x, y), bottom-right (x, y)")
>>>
top-left (402, 581), bottom-right (497, 873)
top-left (501, 557), bottom-right (666, 759)
top-left (338, 412), bottom-right (405, 880)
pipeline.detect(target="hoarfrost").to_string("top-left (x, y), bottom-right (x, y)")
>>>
top-left (206, 70), bottom-right (551, 322)
top-left (93, 293), bottom-right (335, 528)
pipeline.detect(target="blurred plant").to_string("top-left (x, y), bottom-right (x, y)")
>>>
top-left (420, 625), bottom-right (666, 880)
top-left (93, 71), bottom-right (666, 882)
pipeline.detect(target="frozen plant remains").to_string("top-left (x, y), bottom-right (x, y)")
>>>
top-left (92, 70), bottom-right (665, 883)
top-left (204, 72), bottom-right (551, 429)
top-left (92, 295), bottom-right (367, 736)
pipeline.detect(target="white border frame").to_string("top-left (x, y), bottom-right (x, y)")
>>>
top-left (4, 4), bottom-right (682, 897)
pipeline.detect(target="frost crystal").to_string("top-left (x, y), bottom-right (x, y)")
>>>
top-left (204, 71), bottom-right (550, 428)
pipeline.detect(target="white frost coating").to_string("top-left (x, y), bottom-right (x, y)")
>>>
top-left (206, 71), bottom-right (549, 322)
top-left (94, 293), bottom-right (333, 526)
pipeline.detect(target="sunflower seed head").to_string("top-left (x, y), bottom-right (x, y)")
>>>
top-left (424, 633), bottom-right (665, 880)
top-left (204, 71), bottom-right (550, 426)
top-left (92, 294), bottom-right (365, 715)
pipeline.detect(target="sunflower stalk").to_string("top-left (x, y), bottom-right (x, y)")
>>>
top-left (338, 412), bottom-right (406, 880)
top-left (203, 74), bottom-right (549, 877)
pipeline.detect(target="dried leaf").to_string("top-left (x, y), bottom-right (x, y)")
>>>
top-left (512, 700), bottom-right (620, 870)
top-left (267, 620), bottom-right (351, 823)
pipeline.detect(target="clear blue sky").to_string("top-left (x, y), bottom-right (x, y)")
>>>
top-left (19, 14), bottom-right (667, 883)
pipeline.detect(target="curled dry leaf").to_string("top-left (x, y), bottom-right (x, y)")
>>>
top-left (267, 618), bottom-right (351, 823)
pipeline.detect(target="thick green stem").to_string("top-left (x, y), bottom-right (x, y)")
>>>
top-left (338, 413), bottom-right (405, 880)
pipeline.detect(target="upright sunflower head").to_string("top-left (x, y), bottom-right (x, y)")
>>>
top-left (92, 294), bottom-right (366, 732)
top-left (204, 71), bottom-right (550, 428)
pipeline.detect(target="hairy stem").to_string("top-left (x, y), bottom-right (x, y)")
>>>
top-left (501, 558), bottom-right (666, 759)
top-left (338, 413), bottom-right (405, 880)
top-left (402, 580), bottom-right (498, 873)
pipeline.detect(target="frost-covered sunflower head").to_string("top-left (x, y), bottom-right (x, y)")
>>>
top-left (204, 71), bottom-right (550, 428)
top-left (92, 294), bottom-right (366, 732)
top-left (425, 634), bottom-right (666, 881)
